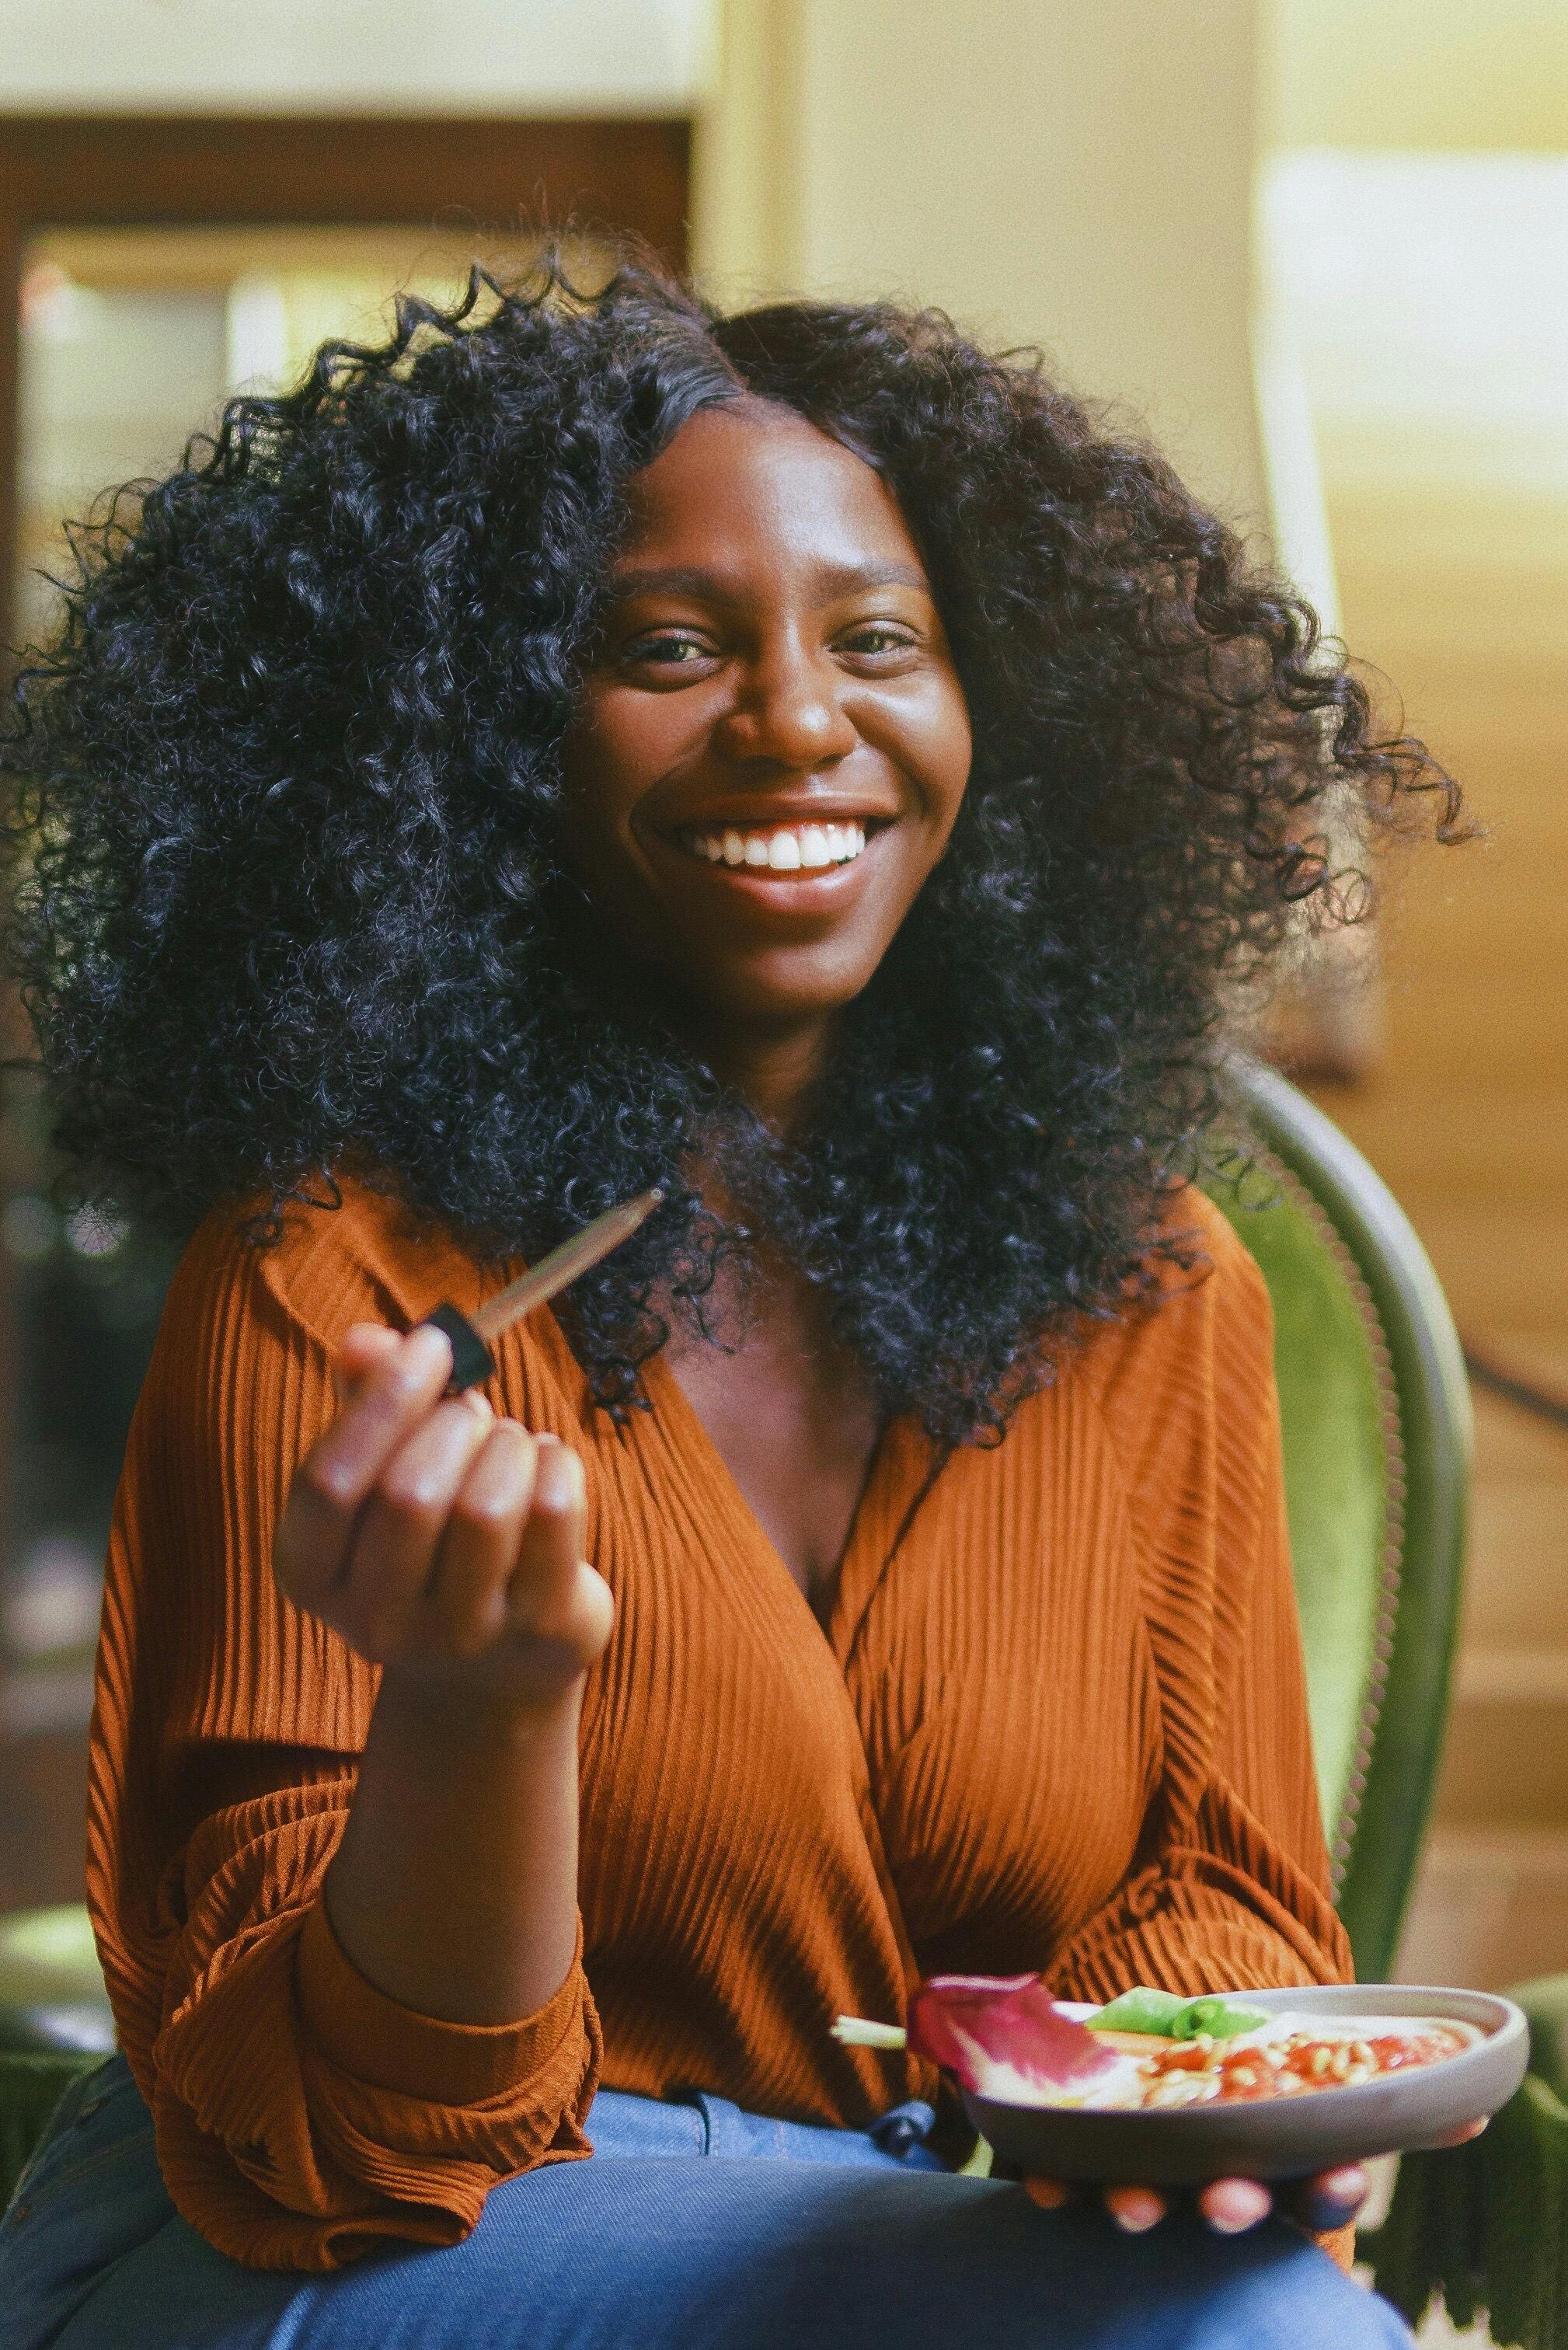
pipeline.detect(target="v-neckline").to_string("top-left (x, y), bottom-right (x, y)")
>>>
top-left (643, 1345), bottom-right (932, 1665)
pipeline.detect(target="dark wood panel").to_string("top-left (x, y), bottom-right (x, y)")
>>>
top-left (0, 113), bottom-right (689, 662)
top-left (0, 116), bottom-right (689, 260)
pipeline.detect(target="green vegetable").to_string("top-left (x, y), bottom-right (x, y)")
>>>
top-left (1173, 1996), bottom-right (1266, 2042)
top-left (1090, 1988), bottom-right (1189, 2036)
top-left (1089, 1988), bottom-right (1267, 2041)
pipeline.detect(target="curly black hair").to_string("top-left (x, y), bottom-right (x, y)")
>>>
top-left (0, 256), bottom-right (1463, 1445)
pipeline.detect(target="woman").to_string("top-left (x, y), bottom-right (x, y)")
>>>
top-left (0, 263), bottom-right (1461, 2347)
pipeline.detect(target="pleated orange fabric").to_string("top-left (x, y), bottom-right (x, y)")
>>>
top-left (85, 1179), bottom-right (1351, 2270)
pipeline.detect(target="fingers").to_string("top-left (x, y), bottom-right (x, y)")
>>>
top-left (1198, 2177), bottom-right (1276, 2233)
top-left (429, 1421), bottom-right (543, 1655)
top-left (506, 1436), bottom-right (589, 1637)
top-left (332, 1322), bottom-right (405, 1405)
top-left (276, 1303), bottom-right (610, 1689)
top-left (342, 1392), bottom-right (500, 1658)
top-left (1275, 2163), bottom-right (1371, 2234)
top-left (1103, 2185), bottom-right (1168, 2233)
top-left (1033, 2174), bottom-right (1340, 2237)
top-left (276, 1323), bottom-right (455, 1608)
top-left (1036, 2169), bottom-right (1368, 2238)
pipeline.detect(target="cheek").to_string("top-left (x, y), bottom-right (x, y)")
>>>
top-left (559, 708), bottom-right (651, 855)
top-left (891, 684), bottom-right (973, 846)
top-left (564, 692), bottom-right (701, 835)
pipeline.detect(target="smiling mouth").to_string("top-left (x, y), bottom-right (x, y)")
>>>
top-left (672, 819), bottom-right (878, 873)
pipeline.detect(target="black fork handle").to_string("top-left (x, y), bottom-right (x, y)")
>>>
top-left (418, 1302), bottom-right (497, 1395)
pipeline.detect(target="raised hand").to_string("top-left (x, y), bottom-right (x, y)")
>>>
top-left (274, 1320), bottom-right (615, 1715)
top-left (273, 1320), bottom-right (610, 2024)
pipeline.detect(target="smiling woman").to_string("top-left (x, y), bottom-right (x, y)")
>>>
top-left (561, 402), bottom-right (972, 1067)
top-left (0, 256), bottom-right (1461, 2348)
top-left (0, 260), bottom-right (1460, 1446)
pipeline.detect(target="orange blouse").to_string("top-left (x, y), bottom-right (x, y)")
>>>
top-left (85, 1180), bottom-right (1351, 2269)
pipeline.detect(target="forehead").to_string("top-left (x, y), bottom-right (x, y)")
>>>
top-left (614, 400), bottom-right (929, 586)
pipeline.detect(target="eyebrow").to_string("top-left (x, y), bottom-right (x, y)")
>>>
top-left (605, 559), bottom-right (932, 605)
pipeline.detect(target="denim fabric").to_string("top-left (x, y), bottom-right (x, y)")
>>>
top-left (0, 2052), bottom-right (1414, 2349)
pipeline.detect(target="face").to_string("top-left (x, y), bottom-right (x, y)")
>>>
top-left (559, 400), bottom-right (972, 1054)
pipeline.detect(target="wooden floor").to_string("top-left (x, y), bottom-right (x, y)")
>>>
top-left (1308, 465), bottom-right (1568, 1989)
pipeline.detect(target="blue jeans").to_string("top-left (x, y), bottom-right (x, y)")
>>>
top-left (1, 2052), bottom-right (1413, 2348)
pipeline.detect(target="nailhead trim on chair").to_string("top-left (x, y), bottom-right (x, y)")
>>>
top-left (1243, 1141), bottom-right (1408, 1895)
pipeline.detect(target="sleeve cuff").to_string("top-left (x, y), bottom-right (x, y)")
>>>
top-left (297, 1895), bottom-right (587, 2107)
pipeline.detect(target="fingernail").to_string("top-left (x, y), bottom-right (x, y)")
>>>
top-left (460, 1389), bottom-right (494, 1421)
top-left (1207, 2182), bottom-right (1274, 2235)
top-left (1110, 2190), bottom-right (1165, 2234)
top-left (535, 1443), bottom-right (581, 1510)
top-left (1025, 2178), bottom-right (1071, 2211)
top-left (400, 1325), bottom-right (451, 1384)
top-left (1302, 2170), bottom-right (1368, 2229)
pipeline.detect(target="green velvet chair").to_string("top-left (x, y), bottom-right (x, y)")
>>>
top-left (1372, 1974), bottom-right (1568, 2350)
top-left (0, 1058), bottom-right (1486, 2212)
top-left (1206, 1053), bottom-right (1470, 1975)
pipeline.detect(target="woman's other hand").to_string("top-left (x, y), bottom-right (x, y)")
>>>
top-left (1023, 2167), bottom-right (1371, 2237)
top-left (1024, 2118), bottom-right (1486, 2235)
top-left (274, 1320), bottom-right (615, 1714)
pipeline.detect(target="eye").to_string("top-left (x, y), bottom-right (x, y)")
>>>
top-left (622, 629), bottom-right (716, 668)
top-left (838, 623), bottom-right (919, 660)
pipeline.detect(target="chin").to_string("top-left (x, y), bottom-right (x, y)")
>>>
top-left (687, 954), bottom-right (879, 1029)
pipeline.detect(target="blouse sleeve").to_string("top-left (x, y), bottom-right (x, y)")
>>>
top-left (1047, 1198), bottom-right (1354, 2003)
top-left (86, 1204), bottom-right (600, 2272)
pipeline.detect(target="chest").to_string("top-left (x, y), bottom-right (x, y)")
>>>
top-left (579, 1374), bottom-right (1161, 1960)
top-left (660, 1271), bottom-right (881, 1618)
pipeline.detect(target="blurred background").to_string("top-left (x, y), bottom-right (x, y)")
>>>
top-left (0, 2), bottom-right (1562, 2005)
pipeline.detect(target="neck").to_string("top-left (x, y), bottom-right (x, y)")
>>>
top-left (699, 1011), bottom-right (836, 1135)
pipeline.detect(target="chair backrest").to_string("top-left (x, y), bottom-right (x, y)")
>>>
top-left (1205, 1057), bottom-right (1472, 1978)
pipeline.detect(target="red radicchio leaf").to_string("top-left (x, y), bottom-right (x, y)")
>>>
top-left (907, 1973), bottom-right (1119, 2100)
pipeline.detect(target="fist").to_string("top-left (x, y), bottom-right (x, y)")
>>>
top-left (273, 1321), bottom-right (615, 1710)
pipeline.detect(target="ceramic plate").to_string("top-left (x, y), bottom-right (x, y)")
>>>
top-left (962, 1984), bottom-right (1528, 2185)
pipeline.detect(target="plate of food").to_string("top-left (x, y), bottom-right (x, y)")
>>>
top-left (835, 1975), bottom-right (1528, 2185)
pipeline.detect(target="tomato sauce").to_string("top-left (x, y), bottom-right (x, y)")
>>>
top-left (1133, 2022), bottom-right (1472, 2108)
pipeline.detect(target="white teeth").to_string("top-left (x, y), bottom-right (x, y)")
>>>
top-left (679, 821), bottom-right (874, 870)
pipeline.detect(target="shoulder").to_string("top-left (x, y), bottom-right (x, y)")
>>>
top-left (159, 1176), bottom-right (500, 1375)
top-left (1075, 1185), bottom-right (1272, 1385)
top-left (1062, 1185), bottom-right (1277, 1491)
top-left (1030, 1189), bottom-right (1288, 1625)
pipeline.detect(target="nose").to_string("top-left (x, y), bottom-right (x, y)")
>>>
top-left (715, 636), bottom-right (858, 772)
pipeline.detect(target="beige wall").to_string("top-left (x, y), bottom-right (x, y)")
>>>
top-left (694, 0), bottom-right (1270, 532)
top-left (1267, 0), bottom-right (1568, 149)
top-left (0, 0), bottom-right (714, 114)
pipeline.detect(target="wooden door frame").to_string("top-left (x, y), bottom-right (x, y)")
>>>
top-left (0, 112), bottom-right (691, 656)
